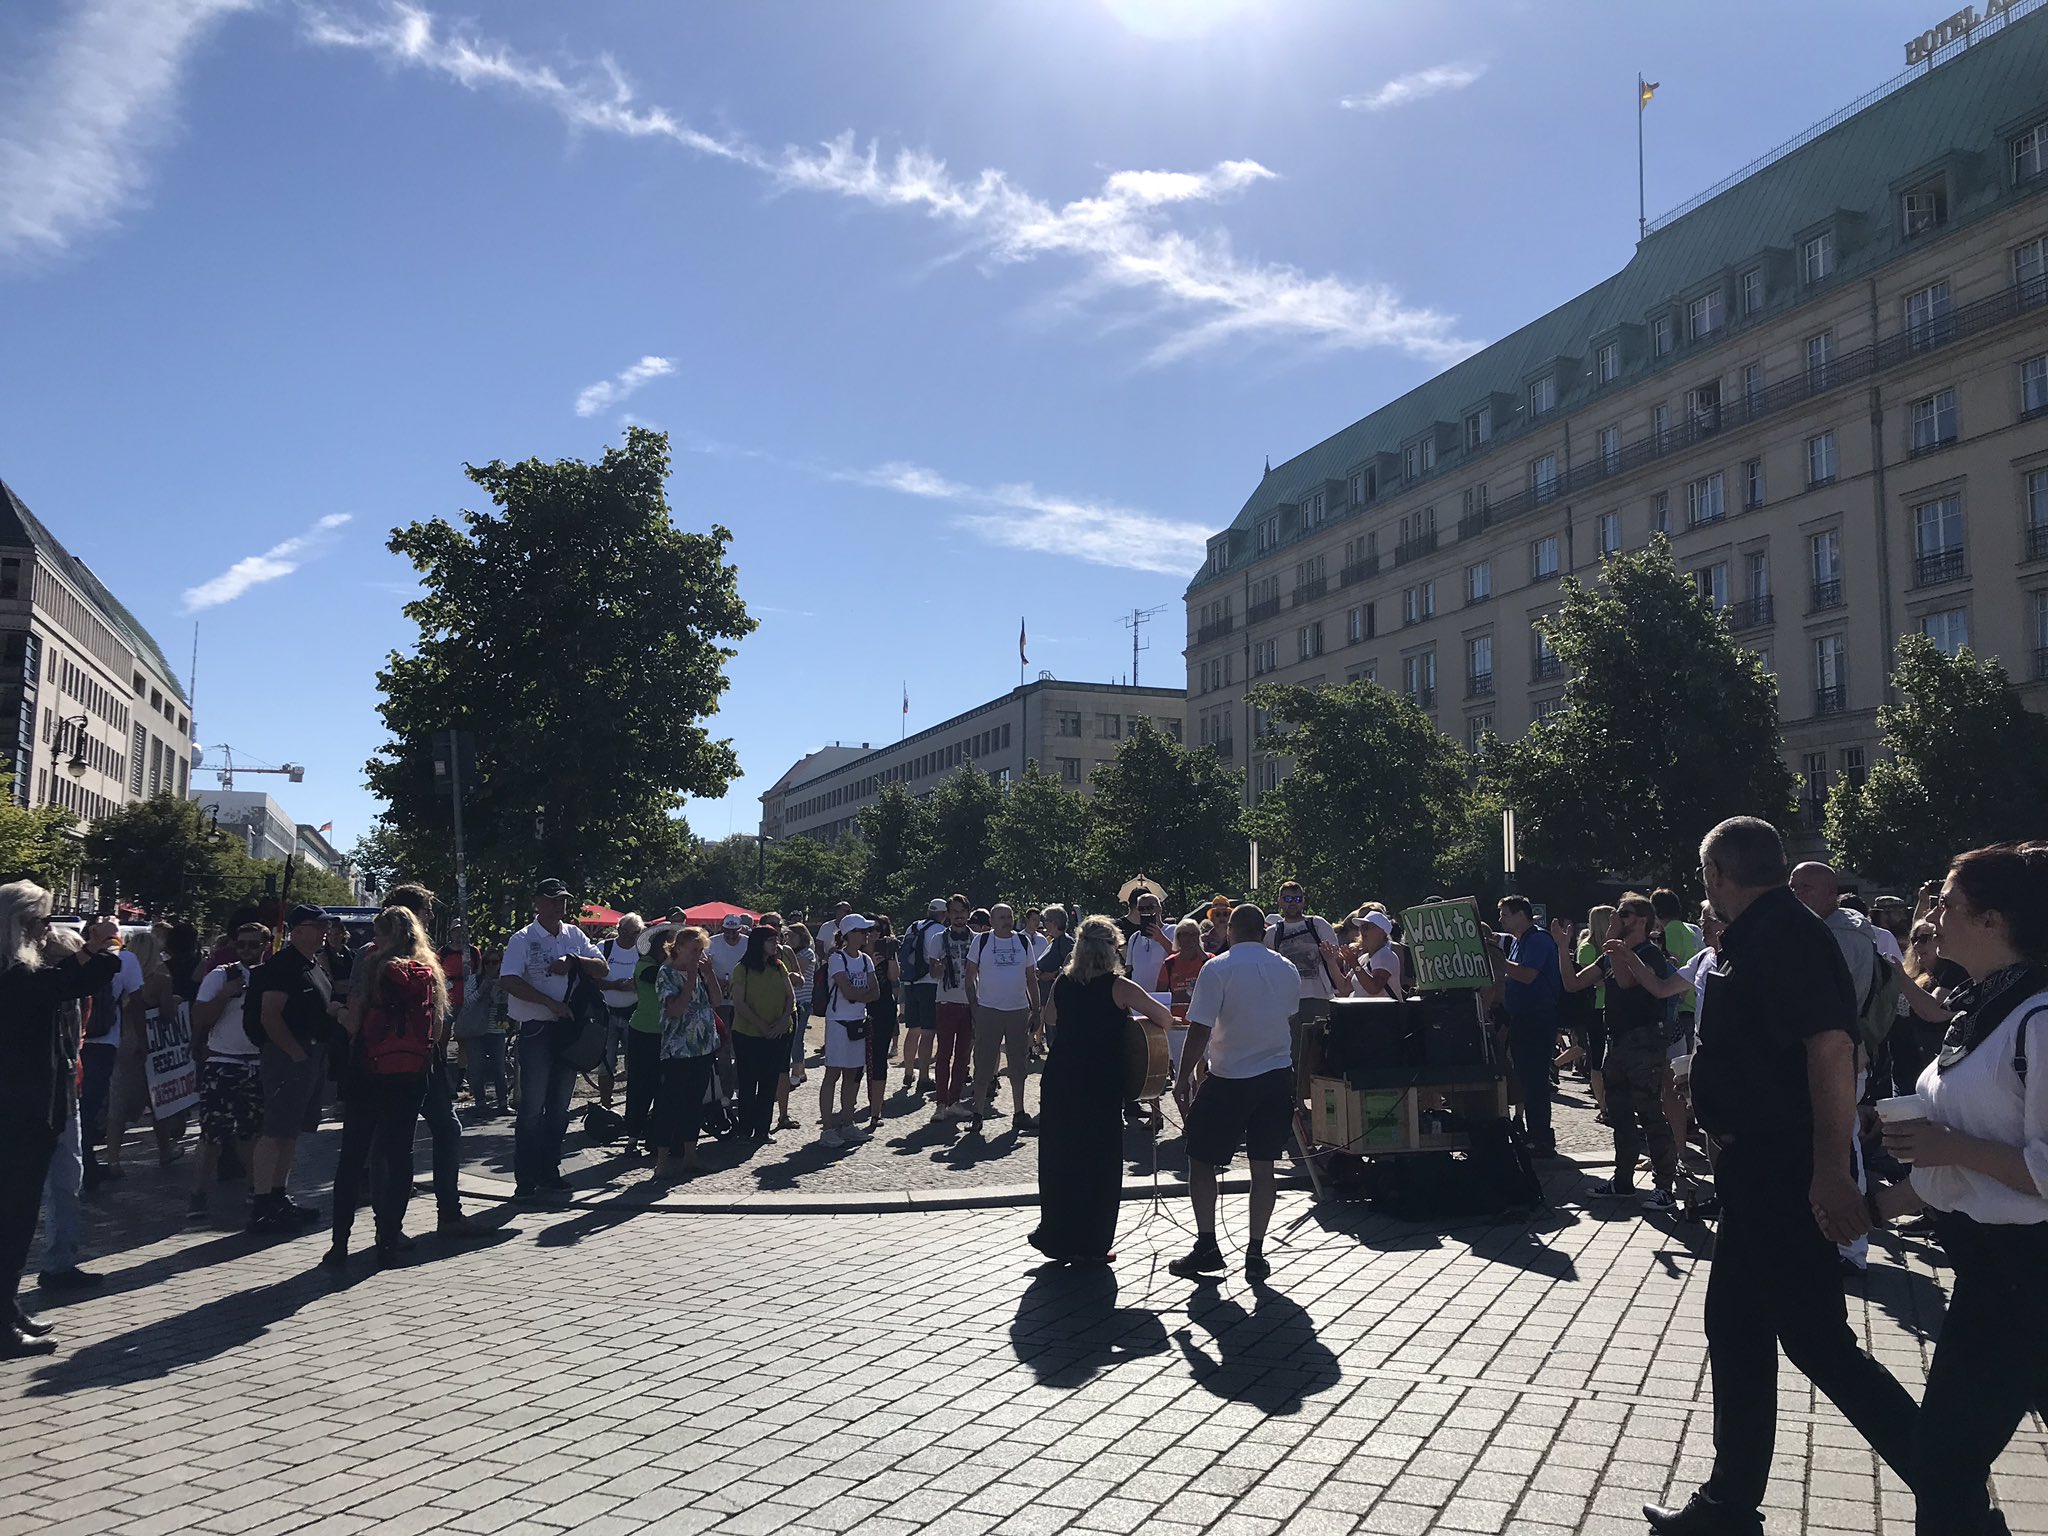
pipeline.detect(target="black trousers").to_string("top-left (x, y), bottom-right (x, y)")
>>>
top-left (654, 1055), bottom-right (716, 1154)
top-left (331, 1073), bottom-right (427, 1247)
top-left (624, 1028), bottom-right (661, 1143)
top-left (1913, 1213), bottom-right (2048, 1534)
top-left (0, 1119), bottom-right (59, 1313)
top-left (732, 1031), bottom-right (784, 1138)
top-left (1703, 1141), bottom-right (1919, 1511)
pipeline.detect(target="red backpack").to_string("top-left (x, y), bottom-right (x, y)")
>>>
top-left (360, 959), bottom-right (437, 1075)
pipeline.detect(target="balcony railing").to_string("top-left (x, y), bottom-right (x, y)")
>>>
top-left (1913, 548), bottom-right (1965, 587)
top-left (1247, 596), bottom-right (1281, 623)
top-left (2035, 648), bottom-right (2048, 683)
top-left (1465, 672), bottom-right (1494, 699)
top-left (1726, 595), bottom-right (1774, 632)
top-left (1195, 616), bottom-right (1236, 644)
top-left (1909, 431), bottom-right (1958, 459)
top-left (1208, 737), bottom-right (1236, 760)
top-left (1815, 684), bottom-right (1848, 716)
top-left (2028, 524), bottom-right (2048, 562)
top-left (1409, 685), bottom-right (1436, 709)
top-left (1811, 578), bottom-right (1844, 611)
top-left (1394, 531), bottom-right (1439, 565)
top-left (1291, 577), bottom-right (1328, 606)
top-left (1532, 654), bottom-right (1563, 682)
top-left (1339, 557), bottom-right (1380, 586)
top-left (1457, 510), bottom-right (1492, 539)
top-left (1687, 505), bottom-right (1726, 529)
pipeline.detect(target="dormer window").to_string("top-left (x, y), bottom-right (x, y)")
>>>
top-left (1302, 489), bottom-right (1327, 527)
top-left (1687, 289), bottom-right (1724, 341)
top-left (1595, 342), bottom-right (1620, 384)
top-left (1349, 466), bottom-right (1377, 504)
top-left (1740, 268), bottom-right (1764, 316)
top-left (1651, 315), bottom-right (1674, 357)
top-left (1206, 537), bottom-right (1227, 577)
top-left (1900, 186), bottom-right (1947, 238)
top-left (1463, 408), bottom-right (1490, 449)
top-left (2013, 120), bottom-right (2046, 185)
top-left (1403, 439), bottom-right (1436, 480)
top-left (1802, 230), bottom-right (1835, 284)
top-left (1528, 374), bottom-right (1557, 415)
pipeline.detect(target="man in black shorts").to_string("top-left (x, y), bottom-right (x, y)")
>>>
top-left (1171, 902), bottom-right (1303, 1282)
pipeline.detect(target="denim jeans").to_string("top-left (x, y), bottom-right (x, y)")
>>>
top-left (420, 1063), bottom-right (462, 1221)
top-left (39, 1105), bottom-right (83, 1273)
top-left (463, 1033), bottom-right (508, 1111)
top-left (514, 1027), bottom-right (576, 1190)
top-left (1506, 1017), bottom-right (1558, 1149)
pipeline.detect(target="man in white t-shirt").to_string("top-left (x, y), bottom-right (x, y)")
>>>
top-left (708, 915), bottom-right (748, 994)
top-left (500, 878), bottom-right (607, 1198)
top-left (1119, 889), bottom-right (1174, 1120)
top-left (1172, 903), bottom-right (1301, 1283)
top-left (814, 901), bottom-right (852, 962)
top-left (1265, 880), bottom-right (1346, 1095)
top-left (965, 904), bottom-right (1042, 1128)
top-left (928, 896), bottom-right (977, 1120)
top-left (189, 922), bottom-right (271, 1215)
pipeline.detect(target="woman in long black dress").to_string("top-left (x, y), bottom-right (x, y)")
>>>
top-left (1031, 915), bottom-right (1174, 1264)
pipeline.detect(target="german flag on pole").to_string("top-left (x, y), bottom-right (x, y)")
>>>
top-left (1639, 75), bottom-right (1659, 109)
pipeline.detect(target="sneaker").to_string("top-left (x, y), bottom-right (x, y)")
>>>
top-left (820, 1127), bottom-right (846, 1148)
top-left (1641, 1189), bottom-right (1679, 1214)
top-left (981, 1101), bottom-right (1006, 1119)
top-left (512, 1184), bottom-right (540, 1202)
top-left (37, 1267), bottom-right (101, 1293)
top-left (1643, 1491), bottom-right (1765, 1535)
top-left (841, 1123), bottom-right (870, 1141)
top-left (1592, 1177), bottom-right (1639, 1201)
top-left (246, 1209), bottom-right (293, 1237)
top-left (437, 1214), bottom-right (488, 1239)
top-left (284, 1199), bottom-right (322, 1226)
top-left (1243, 1251), bottom-right (1271, 1283)
top-left (1013, 1112), bottom-right (1040, 1134)
top-left (319, 1245), bottom-right (349, 1271)
top-left (1168, 1240), bottom-right (1227, 1280)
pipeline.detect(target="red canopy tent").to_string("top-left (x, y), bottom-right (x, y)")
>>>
top-left (681, 901), bottom-right (759, 926)
top-left (581, 903), bottom-right (627, 927)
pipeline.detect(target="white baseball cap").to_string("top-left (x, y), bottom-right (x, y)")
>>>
top-left (927, 898), bottom-right (948, 913)
top-left (1362, 911), bottom-right (1394, 937)
top-left (839, 913), bottom-right (873, 932)
top-left (721, 914), bottom-right (746, 931)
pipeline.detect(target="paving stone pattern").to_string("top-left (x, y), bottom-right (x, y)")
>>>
top-left (10, 1129), bottom-right (2048, 1536)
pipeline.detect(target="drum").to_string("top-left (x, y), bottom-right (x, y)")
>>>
top-left (1123, 1015), bottom-right (1170, 1100)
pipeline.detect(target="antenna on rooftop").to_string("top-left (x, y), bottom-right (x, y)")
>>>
top-left (1124, 604), bottom-right (1167, 688)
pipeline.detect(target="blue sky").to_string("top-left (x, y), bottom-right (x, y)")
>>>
top-left (0, 0), bottom-right (1951, 850)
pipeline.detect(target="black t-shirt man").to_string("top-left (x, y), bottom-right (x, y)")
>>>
top-left (254, 944), bottom-right (336, 1050)
top-left (1603, 942), bottom-right (1675, 1038)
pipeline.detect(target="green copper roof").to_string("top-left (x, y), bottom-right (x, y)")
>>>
top-left (1193, 5), bottom-right (2048, 589)
top-left (0, 476), bottom-right (190, 705)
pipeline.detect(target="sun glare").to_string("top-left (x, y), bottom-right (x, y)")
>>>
top-left (1101, 0), bottom-right (1264, 39)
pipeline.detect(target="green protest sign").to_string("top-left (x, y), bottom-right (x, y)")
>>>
top-left (1399, 898), bottom-right (1496, 991)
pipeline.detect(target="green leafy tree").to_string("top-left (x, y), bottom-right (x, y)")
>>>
top-left (1481, 540), bottom-right (1794, 896)
top-left (674, 834), bottom-right (760, 910)
top-left (987, 760), bottom-right (1091, 911)
top-left (1827, 635), bottom-right (2048, 886)
top-left (852, 780), bottom-right (934, 920)
top-left (367, 427), bottom-right (754, 922)
top-left (756, 834), bottom-right (865, 920)
top-left (85, 795), bottom-right (239, 918)
top-left (0, 778), bottom-right (83, 891)
top-left (1244, 680), bottom-right (1477, 911)
top-left (918, 764), bottom-right (1005, 903)
top-left (347, 818), bottom-right (409, 898)
top-left (1083, 719), bottom-right (1245, 913)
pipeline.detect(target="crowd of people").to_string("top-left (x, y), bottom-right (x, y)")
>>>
top-left (3, 817), bottom-right (2046, 1536)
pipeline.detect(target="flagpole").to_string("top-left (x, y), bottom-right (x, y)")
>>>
top-left (1637, 74), bottom-right (1647, 242)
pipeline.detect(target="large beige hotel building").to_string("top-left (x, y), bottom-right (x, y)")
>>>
top-left (1184, 12), bottom-right (2048, 837)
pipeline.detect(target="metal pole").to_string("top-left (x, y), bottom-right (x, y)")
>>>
top-left (448, 732), bottom-right (469, 931)
top-left (1637, 76), bottom-right (1647, 242)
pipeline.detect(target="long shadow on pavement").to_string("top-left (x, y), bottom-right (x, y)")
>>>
top-left (1007, 1263), bottom-right (1169, 1389)
top-left (1174, 1281), bottom-right (1343, 1417)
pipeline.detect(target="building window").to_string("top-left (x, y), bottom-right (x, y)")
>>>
top-left (1529, 375), bottom-right (1557, 416)
top-left (1693, 561), bottom-right (1729, 610)
top-left (1302, 490), bottom-right (1326, 527)
top-left (1900, 186), bottom-right (1947, 237)
top-left (1346, 604), bottom-right (1373, 643)
top-left (1297, 622), bottom-right (1325, 661)
top-left (1687, 472), bottom-right (1725, 527)
top-left (1465, 635), bottom-right (1493, 696)
top-left (1057, 756), bottom-right (1081, 784)
top-left (1913, 495), bottom-right (1965, 585)
top-left (1687, 289), bottom-right (1724, 340)
top-left (1530, 454), bottom-right (1559, 504)
top-left (1919, 608), bottom-right (1970, 655)
top-left (1807, 430), bottom-right (1838, 487)
top-left (1909, 388), bottom-right (1958, 454)
top-left (1599, 424), bottom-right (1621, 472)
top-left (1597, 512), bottom-right (1620, 554)
top-left (1097, 713), bottom-right (1122, 739)
top-left (1252, 637), bottom-right (1277, 675)
top-left (1806, 330), bottom-right (1833, 388)
top-left (2028, 470), bottom-right (2048, 559)
top-left (1057, 711), bottom-right (1082, 737)
top-left (1740, 268), bottom-right (1763, 316)
top-left (2022, 355), bottom-right (2048, 417)
top-left (1402, 651), bottom-right (1437, 706)
top-left (1651, 491), bottom-right (1670, 534)
top-left (1802, 230), bottom-right (1835, 284)
top-left (1811, 529), bottom-right (1843, 608)
top-left (1742, 361), bottom-right (1764, 414)
top-left (2018, 236), bottom-right (2048, 305)
top-left (1745, 550), bottom-right (1770, 603)
top-left (1463, 408), bottom-right (1489, 449)
top-left (1532, 536), bottom-right (1559, 580)
top-left (1532, 626), bottom-right (1561, 680)
top-left (1651, 314), bottom-right (1673, 356)
top-left (1465, 562), bottom-right (1492, 603)
top-left (2035, 593), bottom-right (2048, 678)
top-left (1349, 468), bottom-right (1374, 505)
top-left (1652, 403), bottom-right (1671, 450)
top-left (1814, 634), bottom-right (1847, 713)
top-left (1595, 343), bottom-right (1620, 384)
top-left (1905, 279), bottom-right (1953, 352)
top-left (1401, 583), bottom-right (1436, 625)
top-left (2013, 121), bottom-right (2047, 184)
top-left (1743, 458), bottom-right (1765, 510)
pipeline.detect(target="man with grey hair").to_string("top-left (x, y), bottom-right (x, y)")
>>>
top-left (966, 903), bottom-right (1041, 1130)
top-left (1645, 818), bottom-right (1917, 1535)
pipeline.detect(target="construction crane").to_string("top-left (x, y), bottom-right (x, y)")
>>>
top-left (200, 744), bottom-right (305, 791)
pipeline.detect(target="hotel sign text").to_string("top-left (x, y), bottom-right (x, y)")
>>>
top-left (1905, 0), bottom-right (2021, 65)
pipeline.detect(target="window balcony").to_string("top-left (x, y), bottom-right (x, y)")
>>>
top-left (1339, 556), bottom-right (1380, 586)
top-left (1687, 507), bottom-right (1726, 530)
top-left (1531, 654), bottom-right (1564, 682)
top-left (1908, 432), bottom-right (1958, 459)
top-left (1457, 510), bottom-right (1492, 539)
top-left (1209, 737), bottom-right (1235, 760)
top-left (1913, 548), bottom-right (1966, 587)
top-left (1394, 531), bottom-right (1439, 565)
top-left (1409, 685), bottom-right (1437, 709)
top-left (1291, 577), bottom-right (1328, 606)
top-left (1815, 684), bottom-right (1848, 716)
top-left (1811, 578), bottom-right (1844, 611)
top-left (1195, 617), bottom-right (1236, 644)
top-left (1726, 596), bottom-right (1774, 632)
top-left (1465, 672), bottom-right (1494, 699)
top-left (2027, 524), bottom-right (2048, 562)
top-left (1247, 596), bottom-right (1282, 623)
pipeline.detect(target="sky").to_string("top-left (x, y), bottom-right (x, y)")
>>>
top-left (0, 0), bottom-right (1965, 852)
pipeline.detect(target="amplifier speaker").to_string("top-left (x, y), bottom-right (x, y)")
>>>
top-left (1322, 997), bottom-right (1420, 1075)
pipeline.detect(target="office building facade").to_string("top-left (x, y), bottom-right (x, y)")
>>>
top-left (1184, 15), bottom-right (2048, 836)
top-left (762, 678), bottom-right (1186, 844)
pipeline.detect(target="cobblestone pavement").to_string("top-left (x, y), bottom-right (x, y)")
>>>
top-left (12, 1102), bottom-right (2048, 1535)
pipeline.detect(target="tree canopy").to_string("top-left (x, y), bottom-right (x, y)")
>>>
top-left (0, 778), bottom-right (82, 893)
top-left (1083, 719), bottom-right (1244, 913)
top-left (1826, 635), bottom-right (2048, 886)
top-left (987, 760), bottom-right (1090, 912)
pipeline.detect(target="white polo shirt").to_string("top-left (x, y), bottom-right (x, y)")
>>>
top-left (195, 963), bottom-right (260, 1058)
top-left (1185, 941), bottom-right (1299, 1080)
top-left (500, 920), bottom-right (602, 1024)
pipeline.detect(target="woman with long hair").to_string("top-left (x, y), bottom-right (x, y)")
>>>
top-left (728, 924), bottom-right (794, 1142)
top-left (653, 927), bottom-right (722, 1179)
top-left (1875, 844), bottom-right (2048, 1532)
top-left (863, 916), bottom-right (900, 1135)
top-left (0, 882), bottom-right (118, 1356)
top-left (324, 906), bottom-right (447, 1267)
top-left (1029, 915), bottom-right (1173, 1265)
top-left (1889, 919), bottom-right (1960, 1096)
top-left (111, 930), bottom-right (184, 1171)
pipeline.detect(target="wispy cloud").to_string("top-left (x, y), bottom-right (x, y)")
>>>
top-left (835, 462), bottom-right (1212, 578)
top-left (182, 514), bottom-right (353, 611)
top-left (0, 0), bottom-right (255, 264)
top-left (1340, 61), bottom-right (1487, 113)
top-left (303, 3), bottom-right (1480, 366)
top-left (574, 355), bottom-right (674, 417)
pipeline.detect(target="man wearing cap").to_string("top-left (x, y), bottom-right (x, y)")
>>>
top-left (900, 898), bottom-right (948, 1095)
top-left (500, 879), bottom-right (607, 1198)
top-left (249, 904), bottom-right (344, 1234)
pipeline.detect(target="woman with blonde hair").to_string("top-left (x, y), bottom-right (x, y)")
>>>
top-left (323, 906), bottom-right (446, 1268)
top-left (0, 882), bottom-right (118, 1356)
top-left (1030, 915), bottom-right (1174, 1265)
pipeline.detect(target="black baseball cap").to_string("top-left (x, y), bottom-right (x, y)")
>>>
top-left (286, 904), bottom-right (327, 931)
top-left (535, 878), bottom-right (571, 899)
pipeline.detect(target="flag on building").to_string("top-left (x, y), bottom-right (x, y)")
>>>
top-left (901, 684), bottom-right (908, 717)
top-left (317, 821), bottom-right (333, 833)
top-left (1639, 76), bottom-right (1659, 109)
top-left (1019, 618), bottom-right (1028, 667)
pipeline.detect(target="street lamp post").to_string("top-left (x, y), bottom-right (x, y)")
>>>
top-left (756, 834), bottom-right (775, 891)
